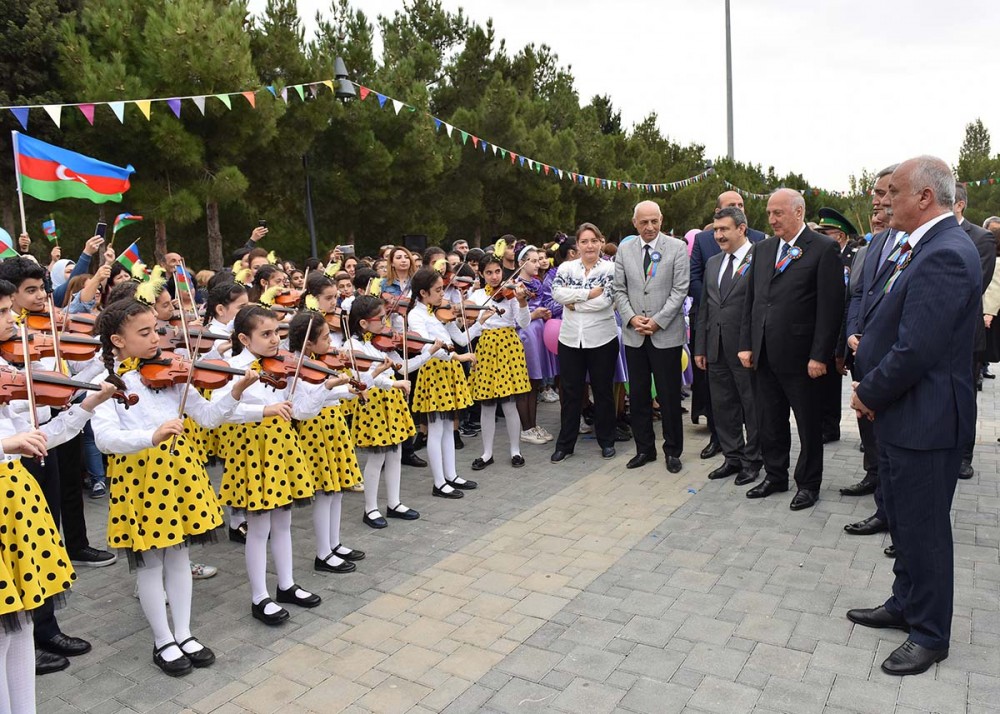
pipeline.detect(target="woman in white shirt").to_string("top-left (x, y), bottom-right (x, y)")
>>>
top-left (550, 223), bottom-right (619, 463)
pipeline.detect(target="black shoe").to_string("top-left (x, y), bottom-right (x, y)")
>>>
top-left (471, 457), bottom-right (493, 471)
top-left (413, 433), bottom-right (427, 451)
top-left (840, 474), bottom-right (877, 496)
top-left (699, 440), bottom-right (722, 459)
top-left (68, 546), bottom-right (117, 568)
top-left (626, 452), bottom-right (656, 469)
top-left (734, 469), bottom-right (759, 486)
top-left (846, 606), bottom-right (909, 632)
top-left (38, 633), bottom-right (92, 657)
top-left (177, 637), bottom-right (216, 668)
top-left (35, 650), bottom-right (69, 676)
top-left (985, 367), bottom-right (995, 379)
top-left (152, 642), bottom-right (192, 677)
top-left (746, 479), bottom-right (788, 499)
top-left (550, 450), bottom-right (572, 463)
top-left (454, 431), bottom-right (464, 450)
top-left (859, 443), bottom-right (865, 453)
top-left (885, 544), bottom-right (897, 558)
top-left (881, 640), bottom-right (948, 676)
top-left (708, 462), bottom-right (740, 480)
top-left (614, 425), bottom-right (632, 442)
top-left (251, 598), bottom-right (289, 625)
top-left (823, 431), bottom-right (841, 444)
top-left (433, 484), bottom-right (464, 499)
top-left (446, 477), bottom-right (477, 490)
top-left (511, 455), bottom-right (525, 468)
top-left (959, 461), bottom-right (974, 479)
top-left (665, 456), bottom-right (682, 473)
top-left (401, 453), bottom-right (427, 468)
top-left (314, 554), bottom-right (357, 573)
top-left (601, 446), bottom-right (616, 459)
top-left (333, 543), bottom-right (366, 561)
top-left (229, 523), bottom-right (248, 543)
top-left (789, 489), bottom-right (819, 511)
top-left (276, 584), bottom-right (321, 608)
top-left (386, 504), bottom-right (420, 520)
top-left (844, 515), bottom-right (888, 536)
top-left (459, 425), bottom-right (481, 437)
top-left (363, 509), bottom-right (388, 529)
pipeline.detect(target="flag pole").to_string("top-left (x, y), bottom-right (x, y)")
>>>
top-left (10, 131), bottom-right (27, 236)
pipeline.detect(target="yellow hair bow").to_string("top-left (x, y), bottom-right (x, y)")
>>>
top-left (493, 238), bottom-right (506, 259)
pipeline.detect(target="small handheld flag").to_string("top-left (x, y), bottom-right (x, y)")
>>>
top-left (113, 213), bottom-right (143, 236)
top-left (13, 132), bottom-right (134, 204)
top-left (0, 228), bottom-right (20, 259)
top-left (41, 218), bottom-right (58, 242)
top-left (174, 266), bottom-right (192, 294)
top-left (116, 241), bottom-right (141, 271)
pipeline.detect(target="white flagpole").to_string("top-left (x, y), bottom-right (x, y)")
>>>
top-left (10, 131), bottom-right (27, 236)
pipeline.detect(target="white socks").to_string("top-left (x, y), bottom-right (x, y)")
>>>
top-left (363, 452), bottom-right (386, 518)
top-left (427, 419), bottom-right (449, 489)
top-left (246, 509), bottom-right (312, 613)
top-left (384, 450), bottom-right (406, 510)
top-left (480, 403), bottom-right (497, 462)
top-left (313, 492), bottom-right (346, 567)
top-left (136, 550), bottom-right (182, 661)
top-left (0, 614), bottom-right (34, 714)
top-left (502, 401), bottom-right (522, 457)
top-left (479, 402), bottom-right (522, 461)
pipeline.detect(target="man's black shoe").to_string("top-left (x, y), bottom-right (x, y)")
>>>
top-left (625, 453), bottom-right (656, 469)
top-left (959, 461), bottom-right (974, 479)
top-left (881, 640), bottom-right (948, 676)
top-left (846, 606), bottom-right (909, 631)
top-left (37, 633), bottom-right (92, 657)
top-left (844, 515), bottom-right (887, 536)
top-left (550, 450), bottom-right (572, 463)
top-left (35, 650), bottom-right (70, 675)
top-left (789, 489), bottom-right (819, 511)
top-left (840, 474), bottom-right (876, 496)
top-left (401, 453), bottom-right (427, 468)
top-left (885, 544), bottom-right (897, 558)
top-left (746, 479), bottom-right (788, 499)
top-left (665, 456), bottom-right (682, 473)
top-left (707, 462), bottom-right (740, 480)
top-left (699, 440), bottom-right (722, 459)
top-left (734, 469), bottom-right (759, 486)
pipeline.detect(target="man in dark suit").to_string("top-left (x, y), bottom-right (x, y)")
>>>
top-left (737, 188), bottom-right (844, 510)
top-left (954, 183), bottom-right (996, 478)
top-left (847, 156), bottom-right (981, 676)
top-left (693, 207), bottom-right (760, 485)
top-left (689, 191), bottom-right (766, 457)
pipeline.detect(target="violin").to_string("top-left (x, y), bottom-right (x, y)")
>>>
top-left (155, 325), bottom-right (230, 354)
top-left (0, 331), bottom-right (102, 363)
top-left (323, 308), bottom-right (347, 328)
top-left (0, 367), bottom-right (137, 409)
top-left (25, 309), bottom-right (98, 335)
top-left (138, 353), bottom-right (278, 391)
top-left (258, 349), bottom-right (353, 390)
top-left (490, 280), bottom-right (536, 301)
top-left (275, 289), bottom-right (304, 308)
top-left (371, 331), bottom-right (454, 354)
top-left (381, 293), bottom-right (414, 316)
top-left (434, 301), bottom-right (502, 322)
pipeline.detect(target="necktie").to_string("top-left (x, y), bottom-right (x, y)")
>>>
top-left (777, 241), bottom-right (790, 267)
top-left (643, 244), bottom-right (652, 275)
top-left (720, 253), bottom-right (736, 294)
top-left (880, 231), bottom-right (906, 267)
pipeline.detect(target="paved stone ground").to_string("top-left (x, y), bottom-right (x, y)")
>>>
top-left (37, 381), bottom-right (1000, 714)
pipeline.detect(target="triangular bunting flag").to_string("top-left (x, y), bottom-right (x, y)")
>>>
top-left (543, 165), bottom-right (550, 176)
top-left (135, 100), bottom-right (152, 120)
top-left (216, 94), bottom-right (232, 110)
top-left (492, 144), bottom-right (499, 156)
top-left (42, 105), bottom-right (62, 128)
top-left (266, 86), bottom-right (277, 98)
top-left (241, 91), bottom-right (256, 108)
top-left (481, 141), bottom-right (488, 153)
top-left (192, 96), bottom-right (206, 114)
top-left (500, 148), bottom-right (507, 158)
top-left (376, 93), bottom-right (388, 107)
top-left (443, 123), bottom-right (453, 137)
top-left (280, 88), bottom-right (288, 103)
top-left (167, 98), bottom-right (181, 118)
top-left (433, 118), bottom-right (442, 131)
top-left (294, 85), bottom-right (305, 101)
top-left (359, 86), bottom-right (370, 101)
top-left (527, 159), bottom-right (534, 170)
top-left (78, 104), bottom-right (96, 125)
top-left (323, 80), bottom-right (334, 92)
top-left (308, 85), bottom-right (318, 98)
top-left (10, 108), bottom-right (28, 130)
top-left (459, 131), bottom-right (469, 145)
top-left (510, 152), bottom-right (518, 164)
top-left (109, 101), bottom-right (125, 123)
top-left (470, 135), bottom-right (479, 148)
top-left (391, 99), bottom-right (404, 114)
top-left (519, 156), bottom-right (526, 167)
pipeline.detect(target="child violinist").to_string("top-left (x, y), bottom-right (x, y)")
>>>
top-left (210, 305), bottom-right (324, 626)
top-left (346, 295), bottom-right (419, 528)
top-left (93, 298), bottom-right (258, 677)
top-left (466, 255), bottom-right (532, 470)
top-left (406, 267), bottom-right (477, 498)
top-left (285, 310), bottom-right (366, 573)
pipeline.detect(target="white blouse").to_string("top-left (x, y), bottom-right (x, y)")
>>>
top-left (348, 337), bottom-right (399, 390)
top-left (0, 403), bottom-right (94, 463)
top-left (551, 259), bottom-right (618, 349)
top-left (404, 302), bottom-right (469, 373)
top-left (465, 290), bottom-right (530, 338)
top-left (209, 350), bottom-right (327, 424)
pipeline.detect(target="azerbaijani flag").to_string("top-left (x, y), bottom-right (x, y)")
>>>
top-left (41, 218), bottom-right (58, 242)
top-left (13, 132), bottom-right (134, 204)
top-left (0, 229), bottom-right (19, 259)
top-left (113, 213), bottom-right (143, 235)
top-left (174, 266), bottom-right (192, 294)
top-left (116, 241), bottom-right (140, 271)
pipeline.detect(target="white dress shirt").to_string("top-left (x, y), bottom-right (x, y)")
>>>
top-left (907, 212), bottom-right (953, 251)
top-left (775, 224), bottom-right (807, 266)
top-left (552, 258), bottom-right (617, 348)
top-left (718, 240), bottom-right (752, 288)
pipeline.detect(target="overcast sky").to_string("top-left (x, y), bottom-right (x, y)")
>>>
top-left (252, 0), bottom-right (998, 191)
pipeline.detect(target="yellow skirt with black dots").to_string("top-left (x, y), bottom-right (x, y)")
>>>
top-left (468, 327), bottom-right (531, 403)
top-left (353, 386), bottom-right (416, 450)
top-left (107, 437), bottom-right (224, 555)
top-left (296, 406), bottom-right (363, 493)
top-left (412, 357), bottom-right (473, 418)
top-left (183, 417), bottom-right (207, 463)
top-left (0, 461), bottom-right (75, 619)
top-left (219, 416), bottom-right (314, 511)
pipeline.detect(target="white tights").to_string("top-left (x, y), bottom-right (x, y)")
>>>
top-left (135, 546), bottom-right (199, 662)
top-left (0, 614), bottom-right (34, 714)
top-left (362, 447), bottom-right (406, 516)
top-left (426, 419), bottom-right (458, 492)
top-left (245, 509), bottom-right (309, 615)
top-left (313, 492), bottom-right (346, 566)
top-left (479, 401), bottom-right (522, 462)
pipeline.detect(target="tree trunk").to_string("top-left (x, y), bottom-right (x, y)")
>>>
top-left (473, 226), bottom-right (482, 248)
top-left (155, 218), bottom-right (168, 265)
top-left (206, 201), bottom-right (223, 270)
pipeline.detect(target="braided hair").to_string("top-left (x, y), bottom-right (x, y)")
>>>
top-left (205, 282), bottom-right (247, 322)
top-left (247, 265), bottom-right (285, 303)
top-left (230, 304), bottom-right (277, 356)
top-left (97, 298), bottom-right (155, 390)
top-left (348, 295), bottom-right (383, 338)
top-left (287, 309), bottom-right (326, 353)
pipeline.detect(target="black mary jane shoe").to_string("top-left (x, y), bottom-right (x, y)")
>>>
top-left (364, 509), bottom-right (388, 529)
top-left (471, 457), bottom-right (494, 471)
top-left (333, 543), bottom-right (367, 561)
top-left (433, 484), bottom-right (465, 499)
top-left (386, 504), bottom-right (420, 520)
top-left (177, 637), bottom-right (216, 668)
top-left (276, 584), bottom-right (322, 608)
top-left (314, 554), bottom-right (357, 573)
top-left (251, 598), bottom-right (290, 626)
top-left (229, 522), bottom-right (248, 544)
top-left (152, 642), bottom-right (192, 677)
top-left (511, 455), bottom-right (525, 468)
top-left (446, 477), bottom-right (477, 490)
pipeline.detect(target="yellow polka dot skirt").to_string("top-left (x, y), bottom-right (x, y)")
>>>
top-left (296, 406), bottom-right (363, 493)
top-left (107, 438), bottom-right (224, 554)
top-left (353, 386), bottom-right (416, 450)
top-left (412, 357), bottom-right (473, 418)
top-left (468, 327), bottom-right (531, 403)
top-left (183, 416), bottom-right (207, 463)
top-left (219, 416), bottom-right (315, 512)
top-left (0, 461), bottom-right (75, 618)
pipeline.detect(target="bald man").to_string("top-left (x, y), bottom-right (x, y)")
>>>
top-left (738, 188), bottom-right (844, 510)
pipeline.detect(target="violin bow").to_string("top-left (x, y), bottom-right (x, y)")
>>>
top-left (46, 296), bottom-right (67, 377)
top-left (179, 258), bottom-right (198, 325)
top-left (289, 313), bottom-right (314, 398)
top-left (173, 268), bottom-right (194, 357)
top-left (19, 322), bottom-right (43, 466)
top-left (340, 311), bottom-right (365, 404)
top-left (169, 331), bottom-right (204, 456)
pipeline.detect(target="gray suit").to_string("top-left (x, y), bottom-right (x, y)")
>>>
top-left (613, 233), bottom-right (690, 459)
top-left (694, 249), bottom-right (761, 470)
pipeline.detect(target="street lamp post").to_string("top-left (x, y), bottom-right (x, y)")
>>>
top-left (725, 0), bottom-right (734, 160)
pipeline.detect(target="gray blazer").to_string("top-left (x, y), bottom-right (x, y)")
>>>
top-left (613, 233), bottom-right (689, 349)
top-left (694, 249), bottom-right (752, 365)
